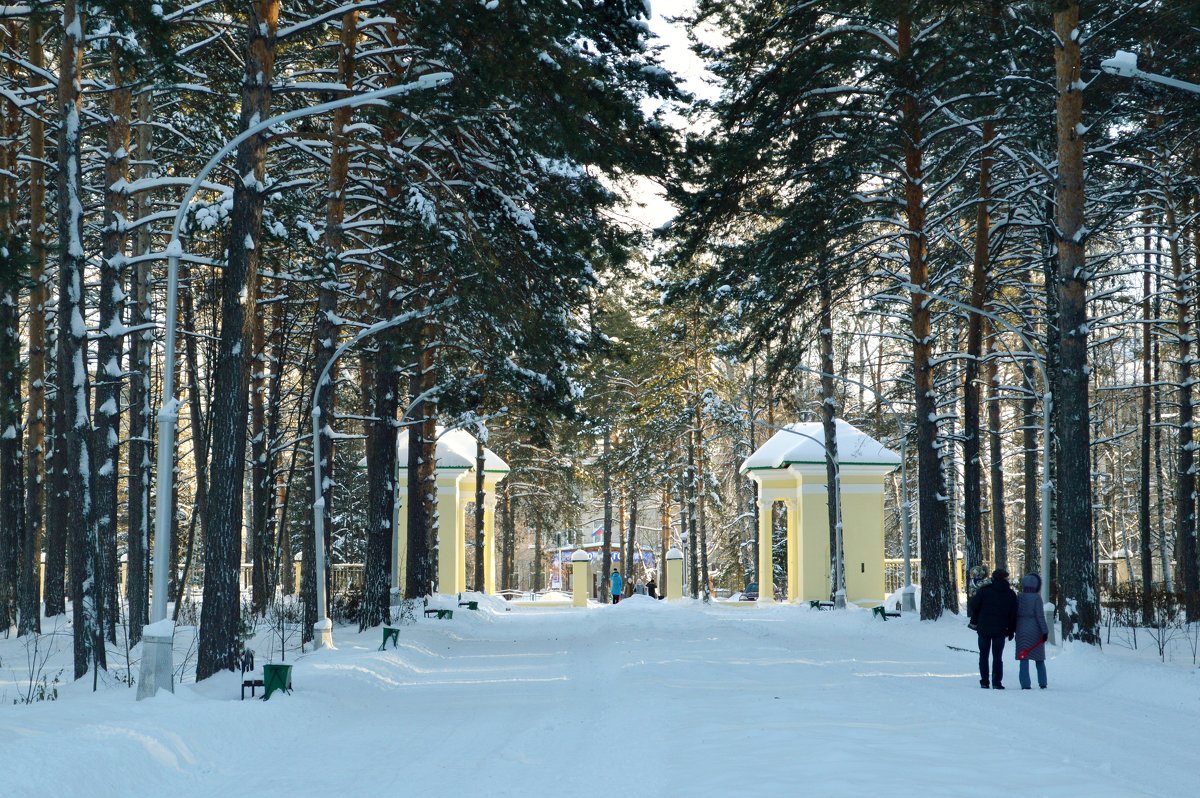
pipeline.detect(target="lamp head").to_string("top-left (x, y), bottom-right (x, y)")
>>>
top-left (1101, 50), bottom-right (1139, 78)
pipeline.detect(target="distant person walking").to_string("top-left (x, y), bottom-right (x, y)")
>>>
top-left (646, 577), bottom-right (658, 599)
top-left (1014, 573), bottom-right (1050, 689)
top-left (610, 570), bottom-right (623, 604)
top-left (967, 568), bottom-right (1018, 689)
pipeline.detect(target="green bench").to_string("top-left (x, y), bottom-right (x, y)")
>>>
top-left (809, 600), bottom-right (835, 610)
top-left (872, 605), bottom-right (901, 620)
top-left (458, 600), bottom-right (479, 611)
top-left (380, 626), bottom-right (400, 650)
top-left (423, 608), bottom-right (453, 620)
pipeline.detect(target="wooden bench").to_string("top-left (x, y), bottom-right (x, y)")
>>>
top-left (809, 600), bottom-right (835, 610)
top-left (423, 608), bottom-right (453, 620)
top-left (872, 605), bottom-right (901, 620)
top-left (458, 600), bottom-right (479, 611)
top-left (379, 626), bottom-right (400, 650)
top-left (240, 650), bottom-right (263, 700)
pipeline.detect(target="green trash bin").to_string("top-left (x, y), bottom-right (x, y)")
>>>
top-left (262, 663), bottom-right (292, 700)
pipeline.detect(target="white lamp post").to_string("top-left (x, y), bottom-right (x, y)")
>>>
top-left (1101, 51), bottom-right (1200, 95)
top-left (309, 313), bottom-right (427, 648)
top-left (136, 73), bottom-right (451, 698)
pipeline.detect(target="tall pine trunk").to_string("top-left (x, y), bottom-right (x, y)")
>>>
top-left (125, 89), bottom-right (154, 645)
top-left (197, 0), bottom-right (279, 679)
top-left (474, 437), bottom-right (486, 591)
top-left (985, 326), bottom-right (1008, 572)
top-left (59, 0), bottom-right (103, 678)
top-left (1139, 208), bottom-right (1154, 624)
top-left (898, 7), bottom-right (952, 619)
top-left (819, 273), bottom-right (842, 599)
top-left (361, 321), bottom-right (399, 629)
top-left (94, 43), bottom-right (132, 643)
top-left (1052, 1), bottom-right (1099, 643)
top-left (405, 338), bottom-right (439, 599)
top-left (20, 13), bottom-right (49, 635)
top-left (601, 429), bottom-right (613, 602)
top-left (963, 121), bottom-right (994, 576)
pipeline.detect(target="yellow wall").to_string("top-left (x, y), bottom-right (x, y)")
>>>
top-left (840, 474), bottom-right (886, 606)
top-left (799, 474), bottom-right (832, 602)
top-left (750, 463), bottom-right (894, 607)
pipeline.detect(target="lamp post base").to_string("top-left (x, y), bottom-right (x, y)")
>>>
top-left (1044, 605), bottom-right (1057, 646)
top-left (834, 589), bottom-right (846, 609)
top-left (136, 625), bottom-right (175, 700)
top-left (901, 585), bottom-right (917, 613)
top-left (313, 617), bottom-right (334, 650)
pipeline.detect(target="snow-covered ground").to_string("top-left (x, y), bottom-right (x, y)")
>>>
top-left (3, 596), bottom-right (1197, 797)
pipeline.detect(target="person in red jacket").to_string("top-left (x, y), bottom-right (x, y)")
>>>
top-left (967, 569), bottom-right (1018, 689)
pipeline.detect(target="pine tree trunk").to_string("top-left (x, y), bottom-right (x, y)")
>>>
top-left (985, 329), bottom-right (1007, 572)
top-left (660, 489), bottom-right (670, 591)
top-left (405, 340), bottom-right (439, 598)
top-left (474, 438), bottom-right (486, 591)
top-left (20, 12), bottom-right (49, 635)
top-left (1052, 1), bottom-right (1099, 643)
top-left (1020, 279), bottom-right (1040, 576)
top-left (249, 291), bottom-right (271, 614)
top-left (197, 0), bottom-right (279, 680)
top-left (624, 490), bottom-right (638, 590)
top-left (94, 43), bottom-right (132, 644)
top-left (686, 421), bottom-right (699, 598)
top-left (178, 261), bottom-right (210, 618)
top-left (1180, 168), bottom-right (1200, 614)
top-left (601, 429), bottom-right (613, 602)
top-left (310, 5), bottom-right (358, 622)
top-left (59, 0), bottom-right (103, 678)
top-left (0, 21), bottom-right (21, 632)
top-left (0, 116), bottom-right (24, 630)
top-left (898, 7), bottom-right (951, 620)
top-left (501, 483), bottom-right (515, 591)
top-left (1140, 209), bottom-right (1154, 624)
top-left (361, 328), bottom-right (398, 629)
top-left (819, 272), bottom-right (842, 598)
top-left (44, 366), bottom-right (67, 618)
top-left (696, 390), bottom-right (711, 600)
top-left (963, 121), bottom-right (994, 577)
top-left (125, 89), bottom-right (154, 645)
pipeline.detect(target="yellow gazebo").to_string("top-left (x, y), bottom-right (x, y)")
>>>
top-left (394, 427), bottom-right (510, 595)
top-left (741, 419), bottom-right (899, 607)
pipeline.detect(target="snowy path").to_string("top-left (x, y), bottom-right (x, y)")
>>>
top-left (3, 597), bottom-right (1197, 797)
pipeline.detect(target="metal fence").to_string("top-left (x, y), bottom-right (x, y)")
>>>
top-left (884, 559), bottom-right (919, 595)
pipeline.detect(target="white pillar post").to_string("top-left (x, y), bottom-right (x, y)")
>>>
top-left (572, 549), bottom-right (590, 607)
top-left (757, 489), bottom-right (774, 603)
top-left (785, 496), bottom-right (800, 603)
top-left (483, 491), bottom-right (497, 594)
top-left (666, 547), bottom-right (684, 601)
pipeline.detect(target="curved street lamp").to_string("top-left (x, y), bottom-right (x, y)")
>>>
top-left (1101, 51), bottom-right (1200, 95)
top-left (137, 72), bottom-right (452, 699)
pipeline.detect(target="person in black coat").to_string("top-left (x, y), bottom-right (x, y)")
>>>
top-left (967, 568), bottom-right (1018, 689)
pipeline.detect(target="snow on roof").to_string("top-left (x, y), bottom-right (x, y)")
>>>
top-left (396, 425), bottom-right (510, 473)
top-left (740, 419), bottom-right (900, 473)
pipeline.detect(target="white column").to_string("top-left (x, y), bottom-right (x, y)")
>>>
top-left (757, 491), bottom-right (774, 603)
top-left (572, 550), bottom-right (589, 607)
top-left (785, 496), bottom-right (800, 603)
top-left (456, 473), bottom-right (470, 594)
top-left (483, 491), bottom-right (497, 594)
top-left (666, 547), bottom-right (684, 601)
top-left (393, 474), bottom-right (407, 594)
